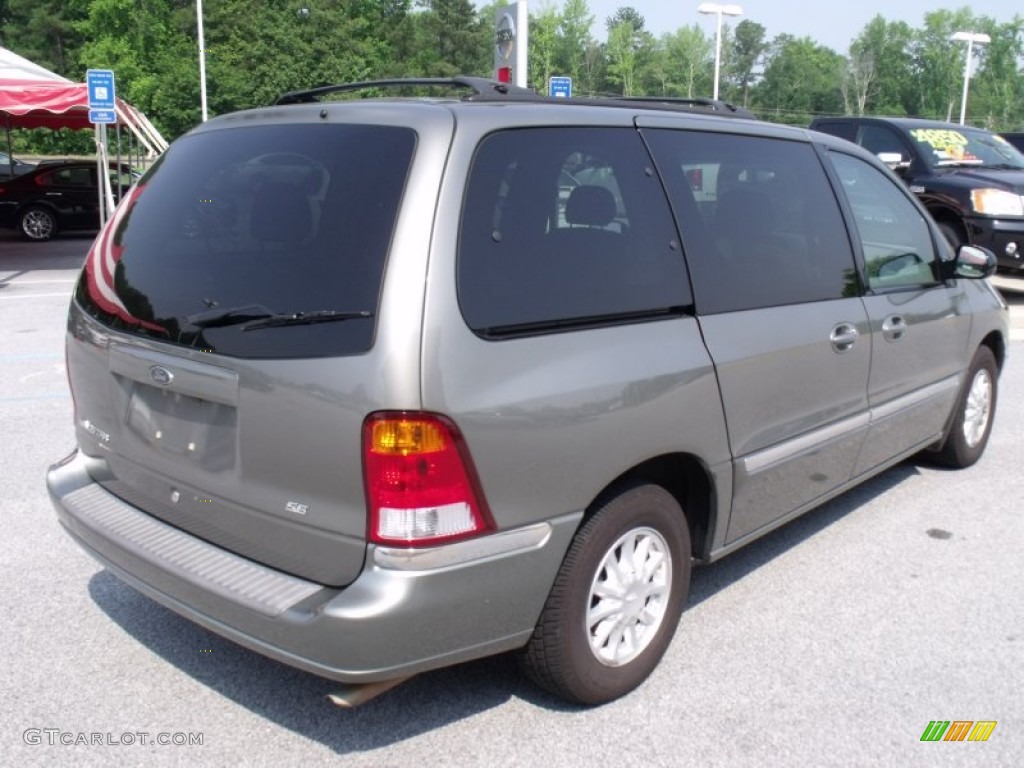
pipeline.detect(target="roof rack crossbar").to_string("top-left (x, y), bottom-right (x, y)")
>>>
top-left (275, 76), bottom-right (537, 105)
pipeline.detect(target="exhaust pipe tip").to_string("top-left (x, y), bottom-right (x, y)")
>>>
top-left (326, 676), bottom-right (412, 708)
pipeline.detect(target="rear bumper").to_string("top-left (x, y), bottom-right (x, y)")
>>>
top-left (48, 450), bottom-right (580, 683)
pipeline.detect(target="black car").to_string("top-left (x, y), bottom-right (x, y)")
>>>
top-left (0, 161), bottom-right (138, 241)
top-left (0, 151), bottom-right (35, 179)
top-left (809, 116), bottom-right (1024, 274)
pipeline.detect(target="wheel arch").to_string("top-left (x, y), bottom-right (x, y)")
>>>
top-left (587, 453), bottom-right (716, 562)
top-left (18, 200), bottom-right (60, 217)
top-left (927, 206), bottom-right (967, 240)
top-left (981, 330), bottom-right (1006, 373)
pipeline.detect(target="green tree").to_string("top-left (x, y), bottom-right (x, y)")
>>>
top-left (413, 0), bottom-right (489, 77)
top-left (970, 17), bottom-right (1024, 130)
top-left (556, 0), bottom-right (594, 85)
top-left (578, 39), bottom-right (605, 96)
top-left (756, 35), bottom-right (844, 124)
top-left (728, 19), bottom-right (767, 106)
top-left (909, 8), bottom-right (978, 121)
top-left (843, 16), bottom-right (914, 115)
top-left (528, 3), bottom-right (560, 92)
top-left (0, 0), bottom-right (90, 77)
top-left (604, 6), bottom-right (653, 96)
top-left (653, 26), bottom-right (711, 97)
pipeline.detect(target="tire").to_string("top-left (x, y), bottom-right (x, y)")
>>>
top-left (937, 221), bottom-right (965, 252)
top-left (518, 483), bottom-right (691, 705)
top-left (20, 206), bottom-right (58, 242)
top-left (932, 346), bottom-right (998, 468)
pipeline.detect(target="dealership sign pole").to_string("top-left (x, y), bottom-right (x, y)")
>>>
top-left (494, 1), bottom-right (528, 88)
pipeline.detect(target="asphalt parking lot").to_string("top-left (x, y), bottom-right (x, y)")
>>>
top-left (2, 232), bottom-right (1022, 767)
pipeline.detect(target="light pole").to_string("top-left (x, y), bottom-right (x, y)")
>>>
top-left (197, 0), bottom-right (208, 122)
top-left (698, 3), bottom-right (742, 101)
top-left (950, 31), bottom-right (990, 126)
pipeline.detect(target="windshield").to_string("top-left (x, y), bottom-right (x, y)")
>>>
top-left (76, 122), bottom-right (415, 359)
top-left (909, 126), bottom-right (1024, 170)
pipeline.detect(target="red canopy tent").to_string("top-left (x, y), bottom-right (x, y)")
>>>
top-left (0, 46), bottom-right (168, 156)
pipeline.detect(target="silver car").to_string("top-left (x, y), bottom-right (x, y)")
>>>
top-left (48, 77), bottom-right (1008, 706)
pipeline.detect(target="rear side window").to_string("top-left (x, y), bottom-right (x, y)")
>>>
top-left (77, 123), bottom-right (415, 358)
top-left (812, 121), bottom-right (857, 143)
top-left (38, 167), bottom-right (93, 187)
top-left (458, 127), bottom-right (690, 337)
top-left (644, 130), bottom-right (858, 315)
top-left (857, 125), bottom-right (909, 159)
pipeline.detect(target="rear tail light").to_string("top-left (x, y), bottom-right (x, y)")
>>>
top-left (363, 412), bottom-right (493, 547)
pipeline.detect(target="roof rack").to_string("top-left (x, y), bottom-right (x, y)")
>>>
top-left (608, 95), bottom-right (756, 119)
top-left (274, 75), bottom-right (758, 120)
top-left (275, 76), bottom-right (538, 105)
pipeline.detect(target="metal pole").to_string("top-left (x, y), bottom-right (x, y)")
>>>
top-left (197, 0), bottom-right (209, 121)
top-left (96, 124), bottom-right (106, 227)
top-left (515, 0), bottom-right (528, 88)
top-left (115, 121), bottom-right (122, 204)
top-left (958, 39), bottom-right (972, 125)
top-left (713, 10), bottom-right (723, 101)
top-left (5, 116), bottom-right (13, 178)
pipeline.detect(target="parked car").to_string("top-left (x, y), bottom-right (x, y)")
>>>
top-left (1000, 132), bottom-right (1024, 153)
top-left (809, 116), bottom-right (1024, 275)
top-left (0, 161), bottom-right (138, 241)
top-left (0, 151), bottom-right (35, 179)
top-left (48, 77), bottom-right (1008, 707)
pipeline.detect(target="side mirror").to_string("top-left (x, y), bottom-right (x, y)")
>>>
top-left (953, 244), bottom-right (997, 279)
top-left (877, 152), bottom-right (911, 175)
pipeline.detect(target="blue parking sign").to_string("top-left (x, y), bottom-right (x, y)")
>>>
top-left (86, 69), bottom-right (116, 110)
top-left (549, 76), bottom-right (572, 99)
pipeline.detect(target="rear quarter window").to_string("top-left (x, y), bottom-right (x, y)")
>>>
top-left (77, 123), bottom-right (415, 359)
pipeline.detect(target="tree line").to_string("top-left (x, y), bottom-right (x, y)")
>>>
top-left (1, 0), bottom-right (1022, 153)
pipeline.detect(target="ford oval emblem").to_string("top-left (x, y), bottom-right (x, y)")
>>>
top-left (149, 365), bottom-right (174, 386)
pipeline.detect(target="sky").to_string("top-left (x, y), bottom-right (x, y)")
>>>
top-left (553, 1), bottom-right (1022, 54)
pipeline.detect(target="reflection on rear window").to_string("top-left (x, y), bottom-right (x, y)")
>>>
top-left (77, 123), bottom-right (415, 359)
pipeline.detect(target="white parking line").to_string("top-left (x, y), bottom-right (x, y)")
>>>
top-left (0, 292), bottom-right (72, 299)
top-left (0, 279), bottom-right (77, 285)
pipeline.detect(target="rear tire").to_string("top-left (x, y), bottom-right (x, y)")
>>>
top-left (519, 483), bottom-right (691, 705)
top-left (20, 206), bottom-right (57, 242)
top-left (932, 346), bottom-right (997, 468)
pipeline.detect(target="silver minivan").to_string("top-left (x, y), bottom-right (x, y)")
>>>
top-left (48, 78), bottom-right (1008, 705)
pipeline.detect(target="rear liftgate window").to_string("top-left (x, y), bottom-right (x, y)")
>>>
top-left (77, 123), bottom-right (415, 358)
top-left (458, 127), bottom-right (692, 337)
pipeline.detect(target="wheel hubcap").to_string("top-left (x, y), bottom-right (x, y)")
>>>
top-left (962, 368), bottom-right (992, 448)
top-left (586, 527), bottom-right (672, 667)
top-left (23, 210), bottom-right (54, 240)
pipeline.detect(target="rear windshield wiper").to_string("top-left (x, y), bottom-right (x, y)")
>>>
top-left (241, 310), bottom-right (373, 331)
top-left (185, 304), bottom-right (276, 329)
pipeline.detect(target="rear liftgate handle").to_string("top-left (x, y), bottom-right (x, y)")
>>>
top-left (830, 322), bottom-right (859, 353)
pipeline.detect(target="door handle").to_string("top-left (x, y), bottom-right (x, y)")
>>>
top-left (882, 315), bottom-right (906, 342)
top-left (830, 322), bottom-right (859, 353)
